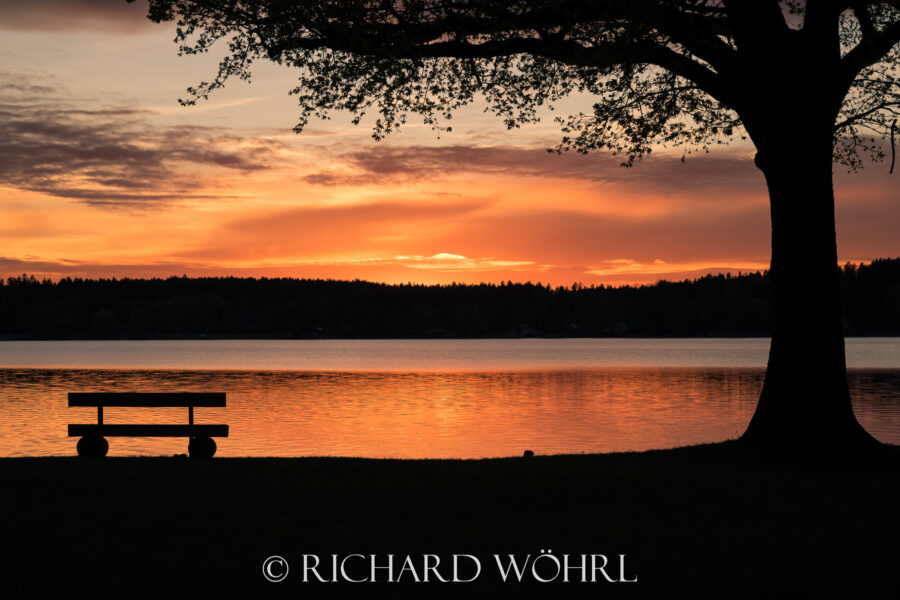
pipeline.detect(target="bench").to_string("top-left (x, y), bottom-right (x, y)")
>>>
top-left (68, 392), bottom-right (228, 458)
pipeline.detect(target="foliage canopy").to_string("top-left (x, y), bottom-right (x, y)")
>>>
top-left (139, 1), bottom-right (900, 167)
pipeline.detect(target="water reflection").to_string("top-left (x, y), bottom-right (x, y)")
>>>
top-left (2, 368), bottom-right (898, 457)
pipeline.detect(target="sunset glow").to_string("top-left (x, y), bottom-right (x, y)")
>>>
top-left (2, 1), bottom-right (898, 286)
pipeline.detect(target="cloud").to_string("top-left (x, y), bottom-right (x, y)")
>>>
top-left (0, 254), bottom-right (763, 287)
top-left (0, 72), bottom-right (286, 208)
top-left (389, 253), bottom-right (543, 272)
top-left (0, 256), bottom-right (194, 279)
top-left (179, 193), bottom-right (773, 278)
top-left (0, 251), bottom-right (545, 282)
top-left (0, 0), bottom-right (152, 33)
top-left (301, 144), bottom-right (763, 195)
top-left (184, 200), bottom-right (490, 262)
top-left (584, 258), bottom-right (768, 278)
top-left (500, 207), bottom-right (769, 264)
top-left (1, 72), bottom-right (55, 95)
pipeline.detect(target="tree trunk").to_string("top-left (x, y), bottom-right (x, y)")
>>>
top-left (739, 130), bottom-right (880, 455)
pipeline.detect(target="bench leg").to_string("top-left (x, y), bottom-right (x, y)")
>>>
top-left (188, 436), bottom-right (217, 459)
top-left (76, 435), bottom-right (108, 458)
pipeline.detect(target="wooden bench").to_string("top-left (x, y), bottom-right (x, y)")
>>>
top-left (68, 392), bottom-right (228, 458)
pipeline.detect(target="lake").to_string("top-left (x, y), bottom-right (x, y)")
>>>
top-left (2, 338), bottom-right (899, 457)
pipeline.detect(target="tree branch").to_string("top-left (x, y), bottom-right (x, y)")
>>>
top-left (839, 9), bottom-right (900, 83)
top-left (246, 1), bottom-right (735, 101)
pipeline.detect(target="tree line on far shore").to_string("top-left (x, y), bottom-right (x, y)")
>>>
top-left (2, 258), bottom-right (899, 340)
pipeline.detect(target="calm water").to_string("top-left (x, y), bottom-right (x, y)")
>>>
top-left (1, 339), bottom-right (899, 457)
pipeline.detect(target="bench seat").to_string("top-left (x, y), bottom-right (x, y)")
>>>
top-left (68, 424), bottom-right (229, 437)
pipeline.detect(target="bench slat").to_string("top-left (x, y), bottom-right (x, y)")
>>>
top-left (68, 424), bottom-right (229, 437)
top-left (69, 393), bottom-right (226, 407)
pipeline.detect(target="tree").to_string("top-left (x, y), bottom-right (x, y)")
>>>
top-left (139, 0), bottom-right (900, 454)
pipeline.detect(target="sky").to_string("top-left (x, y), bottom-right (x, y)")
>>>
top-left (1, 0), bottom-right (898, 286)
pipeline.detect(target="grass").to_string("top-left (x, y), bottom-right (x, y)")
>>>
top-left (3, 442), bottom-right (900, 599)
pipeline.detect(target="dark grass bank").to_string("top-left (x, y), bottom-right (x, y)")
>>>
top-left (3, 442), bottom-right (900, 599)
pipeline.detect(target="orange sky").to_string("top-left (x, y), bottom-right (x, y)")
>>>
top-left (1, 1), bottom-right (898, 286)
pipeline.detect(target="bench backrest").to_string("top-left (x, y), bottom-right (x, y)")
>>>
top-left (68, 392), bottom-right (226, 407)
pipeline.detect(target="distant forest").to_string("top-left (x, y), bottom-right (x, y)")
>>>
top-left (2, 258), bottom-right (900, 339)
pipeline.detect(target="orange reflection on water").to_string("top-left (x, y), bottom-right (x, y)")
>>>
top-left (1, 368), bottom-right (761, 457)
top-left (2, 368), bottom-right (898, 458)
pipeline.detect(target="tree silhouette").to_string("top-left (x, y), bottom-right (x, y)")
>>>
top-left (139, 0), bottom-right (900, 454)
